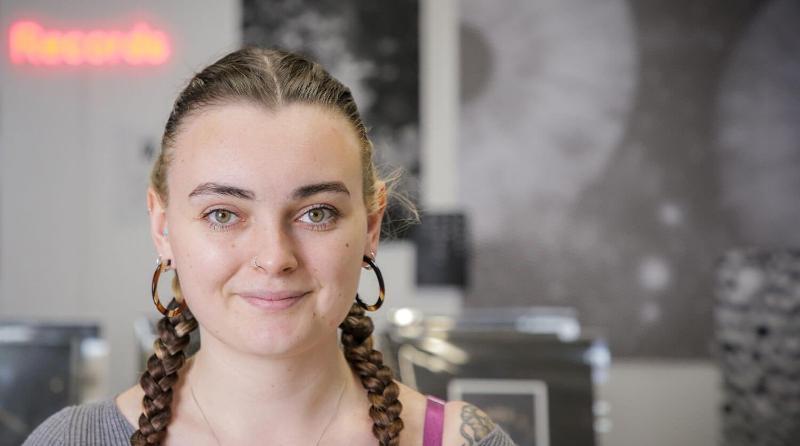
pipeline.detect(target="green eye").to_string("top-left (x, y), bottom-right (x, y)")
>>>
top-left (298, 205), bottom-right (339, 230)
top-left (308, 208), bottom-right (326, 223)
top-left (213, 209), bottom-right (232, 224)
top-left (203, 208), bottom-right (240, 232)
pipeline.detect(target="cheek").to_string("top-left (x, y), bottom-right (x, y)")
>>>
top-left (310, 233), bottom-right (364, 328)
top-left (170, 229), bottom-right (239, 305)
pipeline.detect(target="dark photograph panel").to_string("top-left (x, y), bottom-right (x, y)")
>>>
top-left (243, 0), bottom-right (420, 237)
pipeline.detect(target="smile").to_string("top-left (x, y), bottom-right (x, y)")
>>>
top-left (238, 291), bottom-right (310, 311)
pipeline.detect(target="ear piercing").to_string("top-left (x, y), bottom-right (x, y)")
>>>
top-left (363, 251), bottom-right (376, 270)
top-left (356, 254), bottom-right (385, 311)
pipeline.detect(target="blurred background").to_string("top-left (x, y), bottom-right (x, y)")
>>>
top-left (1, 0), bottom-right (799, 445)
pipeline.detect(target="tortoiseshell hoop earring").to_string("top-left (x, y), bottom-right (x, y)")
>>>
top-left (356, 255), bottom-right (385, 312)
top-left (151, 257), bottom-right (186, 317)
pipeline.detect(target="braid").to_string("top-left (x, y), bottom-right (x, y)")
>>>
top-left (129, 294), bottom-right (401, 445)
top-left (130, 298), bottom-right (198, 446)
top-left (340, 302), bottom-right (404, 445)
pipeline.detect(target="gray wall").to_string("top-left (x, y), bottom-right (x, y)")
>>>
top-left (459, 0), bottom-right (800, 358)
top-left (597, 360), bottom-right (720, 446)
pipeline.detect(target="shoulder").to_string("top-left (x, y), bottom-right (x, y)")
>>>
top-left (442, 401), bottom-right (495, 446)
top-left (394, 381), bottom-right (517, 446)
top-left (443, 400), bottom-right (518, 446)
top-left (394, 380), bottom-right (429, 444)
top-left (22, 405), bottom-right (72, 446)
top-left (22, 400), bottom-right (135, 446)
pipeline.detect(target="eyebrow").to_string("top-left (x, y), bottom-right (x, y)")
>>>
top-left (292, 181), bottom-right (350, 200)
top-left (188, 181), bottom-right (350, 201)
top-left (189, 183), bottom-right (255, 200)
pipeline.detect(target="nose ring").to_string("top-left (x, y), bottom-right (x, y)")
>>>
top-left (251, 256), bottom-right (264, 271)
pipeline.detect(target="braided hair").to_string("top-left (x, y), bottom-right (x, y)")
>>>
top-left (130, 300), bottom-right (404, 445)
top-left (130, 299), bottom-right (197, 446)
top-left (340, 303), bottom-right (404, 445)
top-left (133, 46), bottom-right (415, 445)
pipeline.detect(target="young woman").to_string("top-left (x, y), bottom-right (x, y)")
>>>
top-left (24, 47), bottom-right (516, 446)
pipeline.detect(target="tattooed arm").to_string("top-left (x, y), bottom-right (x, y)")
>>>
top-left (443, 402), bottom-right (518, 446)
top-left (458, 404), bottom-right (496, 445)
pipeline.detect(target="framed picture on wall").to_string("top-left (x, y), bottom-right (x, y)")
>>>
top-left (243, 0), bottom-right (421, 238)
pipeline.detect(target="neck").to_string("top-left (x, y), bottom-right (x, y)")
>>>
top-left (181, 328), bottom-right (359, 441)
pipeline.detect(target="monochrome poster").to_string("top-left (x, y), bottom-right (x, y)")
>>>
top-left (243, 0), bottom-right (420, 237)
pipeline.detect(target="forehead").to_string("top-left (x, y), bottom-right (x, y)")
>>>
top-left (167, 102), bottom-right (363, 201)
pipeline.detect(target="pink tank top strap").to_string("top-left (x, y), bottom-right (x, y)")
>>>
top-left (422, 395), bottom-right (446, 446)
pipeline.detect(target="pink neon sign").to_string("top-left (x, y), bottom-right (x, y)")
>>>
top-left (8, 20), bottom-right (170, 66)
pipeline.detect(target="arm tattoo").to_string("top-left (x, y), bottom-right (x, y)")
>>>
top-left (459, 404), bottom-right (496, 445)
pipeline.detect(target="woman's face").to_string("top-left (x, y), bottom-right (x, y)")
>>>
top-left (147, 102), bottom-right (383, 357)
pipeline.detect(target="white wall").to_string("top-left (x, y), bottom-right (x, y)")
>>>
top-left (0, 0), bottom-right (240, 394)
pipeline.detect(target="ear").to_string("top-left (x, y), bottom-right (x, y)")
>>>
top-left (365, 181), bottom-right (387, 257)
top-left (147, 187), bottom-right (173, 261)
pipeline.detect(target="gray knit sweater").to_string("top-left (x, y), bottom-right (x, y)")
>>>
top-left (23, 400), bottom-right (518, 445)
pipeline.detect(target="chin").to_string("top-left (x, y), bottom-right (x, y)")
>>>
top-left (232, 318), bottom-right (333, 358)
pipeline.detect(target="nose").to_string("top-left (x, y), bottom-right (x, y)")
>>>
top-left (252, 224), bottom-right (299, 275)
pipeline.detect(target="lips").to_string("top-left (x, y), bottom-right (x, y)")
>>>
top-left (240, 290), bottom-right (309, 301)
top-left (238, 290), bottom-right (310, 311)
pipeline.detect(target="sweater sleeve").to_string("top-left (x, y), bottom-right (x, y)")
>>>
top-left (21, 406), bottom-right (71, 446)
top-left (475, 425), bottom-right (519, 446)
top-left (21, 400), bottom-right (134, 446)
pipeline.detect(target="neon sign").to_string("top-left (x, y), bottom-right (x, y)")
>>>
top-left (8, 20), bottom-right (170, 66)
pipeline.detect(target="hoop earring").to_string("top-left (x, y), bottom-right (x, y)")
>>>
top-left (356, 255), bottom-right (385, 312)
top-left (151, 257), bottom-right (186, 317)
